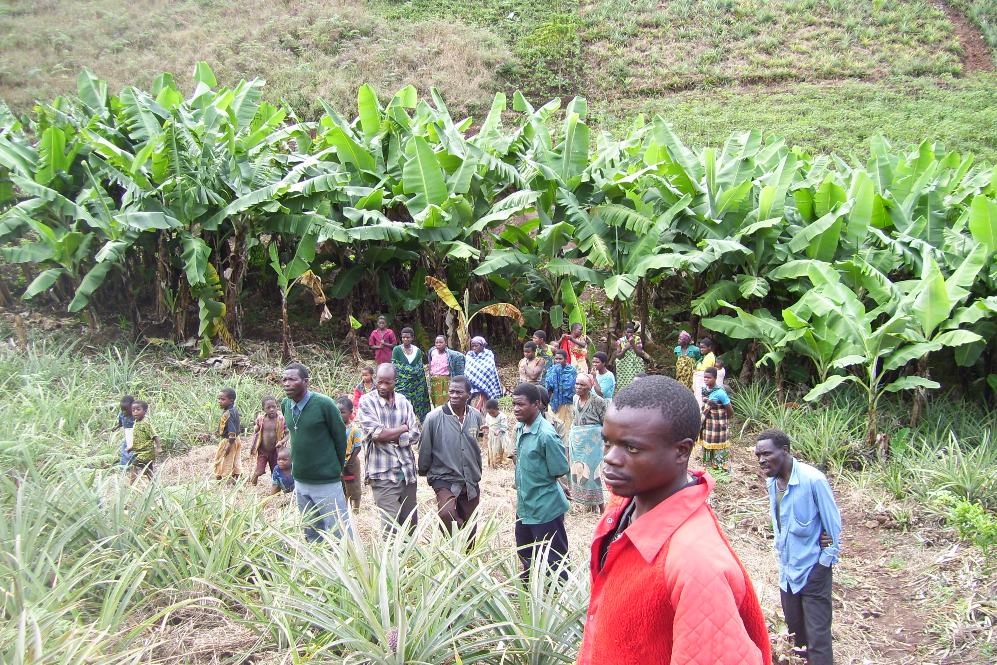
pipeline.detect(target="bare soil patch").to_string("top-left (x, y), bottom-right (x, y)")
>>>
top-left (940, 1), bottom-right (995, 72)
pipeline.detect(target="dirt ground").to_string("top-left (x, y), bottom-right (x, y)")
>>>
top-left (159, 417), bottom-right (993, 665)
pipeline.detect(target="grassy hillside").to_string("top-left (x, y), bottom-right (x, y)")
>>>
top-left (1, 0), bottom-right (994, 159)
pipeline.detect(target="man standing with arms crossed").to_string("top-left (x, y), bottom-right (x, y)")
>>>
top-left (357, 363), bottom-right (421, 532)
top-left (280, 362), bottom-right (352, 541)
top-left (755, 428), bottom-right (842, 665)
top-left (418, 375), bottom-right (483, 540)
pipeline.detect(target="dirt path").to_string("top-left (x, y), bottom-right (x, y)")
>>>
top-left (940, 1), bottom-right (994, 73)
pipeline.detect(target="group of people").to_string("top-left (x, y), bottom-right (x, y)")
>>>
top-left (112, 317), bottom-right (842, 665)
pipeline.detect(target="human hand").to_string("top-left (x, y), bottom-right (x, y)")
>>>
top-left (820, 531), bottom-right (833, 548)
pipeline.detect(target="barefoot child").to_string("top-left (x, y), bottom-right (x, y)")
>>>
top-left (699, 366), bottom-right (733, 472)
top-left (214, 387), bottom-right (242, 481)
top-left (249, 396), bottom-right (287, 485)
top-left (270, 448), bottom-right (294, 495)
top-left (482, 398), bottom-right (509, 468)
top-left (113, 395), bottom-right (135, 466)
top-left (129, 400), bottom-right (160, 479)
top-left (337, 396), bottom-right (364, 511)
top-left (352, 366), bottom-right (375, 409)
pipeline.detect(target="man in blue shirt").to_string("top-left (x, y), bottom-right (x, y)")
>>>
top-left (755, 429), bottom-right (841, 665)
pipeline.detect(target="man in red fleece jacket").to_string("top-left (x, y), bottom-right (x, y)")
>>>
top-left (577, 375), bottom-right (770, 665)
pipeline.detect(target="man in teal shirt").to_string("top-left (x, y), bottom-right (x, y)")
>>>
top-left (512, 382), bottom-right (570, 581)
top-left (281, 362), bottom-right (352, 542)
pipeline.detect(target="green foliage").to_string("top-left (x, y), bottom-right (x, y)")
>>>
top-left (932, 492), bottom-right (997, 551)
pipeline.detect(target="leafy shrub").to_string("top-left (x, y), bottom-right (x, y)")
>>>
top-left (931, 491), bottom-right (997, 551)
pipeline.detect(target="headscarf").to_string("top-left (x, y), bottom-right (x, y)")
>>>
top-left (577, 373), bottom-right (595, 387)
top-left (678, 330), bottom-right (692, 345)
top-left (470, 336), bottom-right (487, 349)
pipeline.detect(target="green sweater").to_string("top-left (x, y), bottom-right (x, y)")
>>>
top-left (282, 392), bottom-right (348, 484)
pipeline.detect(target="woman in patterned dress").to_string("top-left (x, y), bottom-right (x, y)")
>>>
top-left (674, 330), bottom-right (701, 391)
top-left (614, 323), bottom-right (649, 391)
top-left (391, 327), bottom-right (431, 422)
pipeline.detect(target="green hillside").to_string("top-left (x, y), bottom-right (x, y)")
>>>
top-left (1, 0), bottom-right (994, 158)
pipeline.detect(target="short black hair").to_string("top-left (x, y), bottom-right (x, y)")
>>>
top-left (554, 349), bottom-right (568, 359)
top-left (449, 375), bottom-right (470, 392)
top-left (484, 398), bottom-right (500, 410)
top-left (571, 322), bottom-right (582, 331)
top-left (704, 366), bottom-right (718, 378)
top-left (401, 326), bottom-right (415, 336)
top-left (285, 362), bottom-right (309, 380)
top-left (612, 375), bottom-right (700, 442)
top-left (625, 323), bottom-right (636, 333)
top-left (221, 387), bottom-right (236, 401)
top-left (536, 385), bottom-right (551, 408)
top-left (336, 396), bottom-right (353, 412)
top-left (361, 365), bottom-right (374, 375)
top-left (524, 341), bottom-right (537, 352)
top-left (513, 382), bottom-right (543, 405)
top-left (594, 351), bottom-right (608, 363)
top-left (699, 337), bottom-right (713, 349)
top-left (121, 395), bottom-right (135, 404)
top-left (532, 330), bottom-right (546, 341)
top-left (757, 429), bottom-right (791, 450)
top-left (133, 400), bottom-right (149, 411)
top-left (262, 395), bottom-right (278, 406)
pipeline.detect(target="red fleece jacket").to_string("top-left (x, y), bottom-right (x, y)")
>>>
top-left (577, 471), bottom-right (770, 665)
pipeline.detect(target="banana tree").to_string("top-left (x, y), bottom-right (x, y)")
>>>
top-left (425, 276), bottom-right (524, 351)
top-left (268, 233), bottom-right (331, 361)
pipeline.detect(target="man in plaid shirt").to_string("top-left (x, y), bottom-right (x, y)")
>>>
top-left (357, 362), bottom-right (421, 532)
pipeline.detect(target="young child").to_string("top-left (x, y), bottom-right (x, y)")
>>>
top-left (483, 398), bottom-right (509, 468)
top-left (270, 447), bottom-right (294, 495)
top-left (352, 366), bottom-right (375, 409)
top-left (715, 356), bottom-right (727, 387)
top-left (213, 387), bottom-right (242, 481)
top-left (518, 341), bottom-right (546, 386)
top-left (532, 330), bottom-right (554, 376)
top-left (129, 400), bottom-right (160, 478)
top-left (699, 366), bottom-right (733, 472)
top-left (113, 395), bottom-right (135, 467)
top-left (249, 396), bottom-right (287, 486)
top-left (337, 396), bottom-right (363, 511)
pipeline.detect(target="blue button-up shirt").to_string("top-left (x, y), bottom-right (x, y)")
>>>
top-left (767, 459), bottom-right (842, 593)
top-left (292, 390), bottom-right (312, 417)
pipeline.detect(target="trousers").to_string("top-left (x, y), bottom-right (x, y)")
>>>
top-left (781, 563), bottom-right (834, 665)
top-left (514, 514), bottom-right (569, 582)
top-left (294, 479), bottom-right (353, 542)
top-left (370, 478), bottom-right (418, 533)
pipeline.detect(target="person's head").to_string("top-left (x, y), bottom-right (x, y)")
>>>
top-left (218, 387), bottom-right (236, 410)
top-left (120, 395), bottom-right (134, 414)
top-left (377, 315), bottom-right (387, 330)
top-left (575, 373), bottom-right (594, 398)
top-left (704, 366), bottom-right (718, 390)
top-left (625, 323), bottom-right (637, 336)
top-left (282, 363), bottom-right (310, 401)
top-left (512, 383), bottom-right (543, 425)
top-left (601, 376), bottom-right (700, 505)
top-left (699, 337), bottom-right (713, 353)
top-left (361, 366), bottom-right (374, 382)
top-left (375, 362), bottom-right (397, 399)
top-left (131, 400), bottom-right (149, 421)
top-left (537, 386), bottom-right (551, 410)
top-left (754, 429), bottom-right (792, 478)
top-left (715, 356), bottom-right (724, 370)
top-left (678, 330), bottom-right (692, 346)
top-left (484, 398), bottom-right (500, 417)
top-left (470, 336), bottom-right (486, 354)
top-left (401, 327), bottom-right (415, 345)
top-left (336, 396), bottom-right (354, 423)
top-left (523, 341), bottom-right (537, 359)
top-left (554, 349), bottom-right (568, 366)
top-left (571, 322), bottom-right (583, 336)
top-left (276, 447), bottom-right (292, 471)
top-left (592, 352), bottom-right (608, 373)
top-left (447, 375), bottom-right (470, 411)
top-left (532, 330), bottom-right (546, 346)
top-left (262, 395), bottom-right (279, 417)
top-left (434, 335), bottom-right (446, 352)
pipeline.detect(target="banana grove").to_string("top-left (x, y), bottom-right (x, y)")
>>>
top-left (1, 65), bottom-right (996, 448)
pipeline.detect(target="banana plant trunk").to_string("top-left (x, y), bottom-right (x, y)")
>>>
top-left (740, 340), bottom-right (758, 383)
top-left (345, 289), bottom-right (361, 364)
top-left (909, 356), bottom-right (930, 428)
top-left (637, 280), bottom-right (652, 346)
top-left (607, 299), bottom-right (622, 355)
top-left (774, 362), bottom-right (785, 404)
top-left (280, 290), bottom-right (295, 362)
top-left (224, 225), bottom-right (249, 340)
top-left (174, 280), bottom-right (191, 343)
top-left (154, 231), bottom-right (169, 322)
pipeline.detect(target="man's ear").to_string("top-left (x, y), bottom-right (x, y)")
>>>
top-left (673, 437), bottom-right (694, 464)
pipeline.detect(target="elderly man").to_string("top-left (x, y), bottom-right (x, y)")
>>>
top-left (418, 375), bottom-right (483, 540)
top-left (280, 362), bottom-right (352, 541)
top-left (357, 362), bottom-right (421, 532)
top-left (755, 429), bottom-right (842, 665)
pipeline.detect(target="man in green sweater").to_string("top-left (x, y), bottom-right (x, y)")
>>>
top-left (281, 362), bottom-right (352, 541)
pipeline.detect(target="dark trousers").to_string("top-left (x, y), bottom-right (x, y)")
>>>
top-left (434, 487), bottom-right (480, 543)
top-left (781, 563), bottom-right (834, 665)
top-left (515, 514), bottom-right (569, 582)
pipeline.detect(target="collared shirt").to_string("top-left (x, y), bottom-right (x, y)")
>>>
top-left (514, 415), bottom-right (569, 524)
top-left (291, 390), bottom-right (312, 420)
top-left (357, 390), bottom-right (420, 483)
top-left (418, 403), bottom-right (483, 499)
top-left (767, 459), bottom-right (843, 593)
top-left (545, 363), bottom-right (577, 411)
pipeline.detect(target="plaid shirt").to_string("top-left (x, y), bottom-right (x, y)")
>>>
top-left (357, 390), bottom-right (421, 483)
